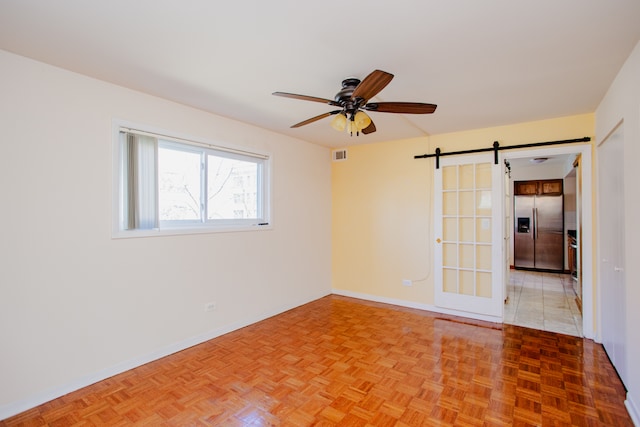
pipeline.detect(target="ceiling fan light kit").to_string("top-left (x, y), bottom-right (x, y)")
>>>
top-left (330, 112), bottom-right (347, 131)
top-left (331, 110), bottom-right (372, 136)
top-left (273, 69), bottom-right (437, 136)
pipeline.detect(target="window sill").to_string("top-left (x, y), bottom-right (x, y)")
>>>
top-left (112, 223), bottom-right (273, 239)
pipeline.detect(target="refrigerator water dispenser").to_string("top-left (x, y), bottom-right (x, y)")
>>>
top-left (517, 217), bottom-right (530, 233)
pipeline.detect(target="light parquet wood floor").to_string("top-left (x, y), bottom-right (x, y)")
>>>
top-left (2, 296), bottom-right (632, 426)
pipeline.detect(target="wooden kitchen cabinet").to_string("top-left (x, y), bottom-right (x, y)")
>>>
top-left (514, 179), bottom-right (563, 196)
top-left (514, 181), bottom-right (538, 195)
top-left (540, 180), bottom-right (563, 195)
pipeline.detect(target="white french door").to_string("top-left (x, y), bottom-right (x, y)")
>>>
top-left (434, 153), bottom-right (504, 320)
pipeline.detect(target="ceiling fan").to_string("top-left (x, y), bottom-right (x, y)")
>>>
top-left (273, 69), bottom-right (437, 136)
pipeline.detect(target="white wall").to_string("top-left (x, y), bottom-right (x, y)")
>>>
top-left (0, 50), bottom-right (332, 418)
top-left (595, 39), bottom-right (640, 424)
top-left (510, 161), bottom-right (566, 181)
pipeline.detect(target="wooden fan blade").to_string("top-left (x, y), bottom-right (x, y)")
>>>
top-left (364, 102), bottom-right (437, 114)
top-left (361, 120), bottom-right (376, 135)
top-left (290, 110), bottom-right (341, 128)
top-left (351, 70), bottom-right (394, 103)
top-left (273, 92), bottom-right (339, 106)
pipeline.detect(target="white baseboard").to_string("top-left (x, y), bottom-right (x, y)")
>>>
top-left (626, 392), bottom-right (640, 426)
top-left (331, 289), bottom-right (502, 324)
top-left (0, 292), bottom-right (330, 421)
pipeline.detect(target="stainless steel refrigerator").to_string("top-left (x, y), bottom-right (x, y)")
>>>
top-left (514, 194), bottom-right (564, 270)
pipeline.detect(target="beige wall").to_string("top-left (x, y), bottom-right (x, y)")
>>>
top-left (332, 137), bottom-right (433, 304)
top-left (0, 50), bottom-right (332, 417)
top-left (332, 114), bottom-right (594, 307)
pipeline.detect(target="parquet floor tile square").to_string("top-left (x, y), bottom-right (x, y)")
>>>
top-left (1, 296), bottom-right (632, 426)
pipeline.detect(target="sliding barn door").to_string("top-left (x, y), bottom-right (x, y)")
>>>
top-left (434, 153), bottom-right (503, 320)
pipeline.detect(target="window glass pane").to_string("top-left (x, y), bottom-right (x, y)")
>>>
top-left (443, 166), bottom-right (458, 190)
top-left (476, 218), bottom-right (492, 243)
top-left (459, 244), bottom-right (474, 269)
top-left (443, 218), bottom-right (457, 241)
top-left (476, 190), bottom-right (492, 216)
top-left (459, 191), bottom-right (474, 216)
top-left (443, 243), bottom-right (457, 268)
top-left (443, 269), bottom-right (457, 293)
top-left (476, 163), bottom-right (492, 188)
top-left (443, 192), bottom-right (457, 216)
top-left (476, 272), bottom-right (492, 298)
top-left (208, 155), bottom-right (259, 220)
top-left (459, 270), bottom-right (474, 295)
top-left (460, 218), bottom-right (475, 242)
top-left (158, 147), bottom-right (202, 221)
top-left (476, 245), bottom-right (492, 270)
top-left (459, 164), bottom-right (475, 189)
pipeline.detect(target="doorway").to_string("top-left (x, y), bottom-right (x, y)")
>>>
top-left (502, 144), bottom-right (593, 338)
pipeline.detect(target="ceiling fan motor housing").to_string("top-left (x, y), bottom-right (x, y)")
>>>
top-left (335, 78), bottom-right (361, 103)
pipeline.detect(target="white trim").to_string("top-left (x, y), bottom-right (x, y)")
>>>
top-left (503, 143), bottom-right (594, 340)
top-left (0, 292), bottom-right (329, 421)
top-left (332, 289), bottom-right (503, 324)
top-left (625, 392), bottom-right (640, 426)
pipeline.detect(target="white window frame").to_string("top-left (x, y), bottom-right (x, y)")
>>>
top-left (112, 120), bottom-right (272, 238)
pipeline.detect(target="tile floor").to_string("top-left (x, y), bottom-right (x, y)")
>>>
top-left (504, 269), bottom-right (583, 337)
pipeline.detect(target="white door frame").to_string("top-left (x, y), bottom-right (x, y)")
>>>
top-left (503, 144), bottom-right (594, 339)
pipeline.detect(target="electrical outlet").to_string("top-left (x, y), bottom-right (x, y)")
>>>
top-left (204, 302), bottom-right (217, 312)
top-left (402, 279), bottom-right (412, 287)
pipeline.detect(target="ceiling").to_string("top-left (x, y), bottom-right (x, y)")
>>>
top-left (508, 154), bottom-right (573, 170)
top-left (1, 1), bottom-right (639, 148)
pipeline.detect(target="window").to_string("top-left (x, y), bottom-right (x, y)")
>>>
top-left (114, 125), bottom-right (270, 237)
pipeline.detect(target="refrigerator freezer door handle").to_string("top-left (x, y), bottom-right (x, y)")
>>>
top-left (533, 208), bottom-right (538, 240)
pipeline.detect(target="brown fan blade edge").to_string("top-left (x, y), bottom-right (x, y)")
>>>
top-left (364, 102), bottom-right (437, 114)
top-left (273, 92), bottom-right (340, 106)
top-left (351, 70), bottom-right (394, 103)
top-left (291, 110), bottom-right (342, 128)
top-left (361, 120), bottom-right (376, 135)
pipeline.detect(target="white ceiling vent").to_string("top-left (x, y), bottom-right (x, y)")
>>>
top-left (332, 149), bottom-right (347, 162)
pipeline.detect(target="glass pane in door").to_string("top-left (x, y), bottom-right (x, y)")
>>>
top-left (441, 162), bottom-right (493, 299)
